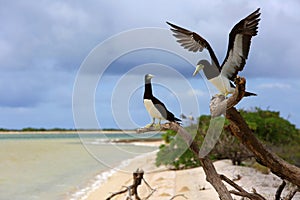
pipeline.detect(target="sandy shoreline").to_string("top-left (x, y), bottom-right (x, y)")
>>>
top-left (84, 151), bottom-right (299, 200)
top-left (3, 132), bottom-right (297, 199)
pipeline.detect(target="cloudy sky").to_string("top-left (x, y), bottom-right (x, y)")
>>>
top-left (1, 0), bottom-right (299, 129)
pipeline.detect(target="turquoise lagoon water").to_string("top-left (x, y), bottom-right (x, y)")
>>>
top-left (0, 133), bottom-right (159, 200)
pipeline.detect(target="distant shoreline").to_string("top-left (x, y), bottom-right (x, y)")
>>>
top-left (0, 130), bottom-right (164, 145)
top-left (0, 130), bottom-right (139, 134)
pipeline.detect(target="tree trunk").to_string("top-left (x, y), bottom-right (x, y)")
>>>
top-left (163, 76), bottom-right (300, 199)
top-left (164, 122), bottom-right (233, 200)
top-left (210, 77), bottom-right (300, 188)
top-left (226, 107), bottom-right (300, 187)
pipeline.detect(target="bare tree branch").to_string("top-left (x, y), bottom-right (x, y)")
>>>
top-left (283, 185), bottom-right (300, 200)
top-left (226, 108), bottom-right (300, 187)
top-left (139, 76), bottom-right (300, 199)
top-left (106, 168), bottom-right (154, 200)
top-left (106, 187), bottom-right (128, 200)
top-left (210, 76), bottom-right (246, 118)
top-left (275, 180), bottom-right (286, 200)
top-left (220, 174), bottom-right (266, 200)
top-left (142, 177), bottom-right (156, 200)
top-left (159, 78), bottom-right (250, 200)
top-left (136, 126), bottom-right (164, 133)
top-left (162, 122), bottom-right (233, 200)
top-left (210, 77), bottom-right (300, 188)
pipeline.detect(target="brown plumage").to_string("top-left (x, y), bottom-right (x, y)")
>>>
top-left (167, 8), bottom-right (261, 96)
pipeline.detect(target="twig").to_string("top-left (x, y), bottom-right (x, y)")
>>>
top-left (106, 169), bottom-right (145, 200)
top-left (142, 177), bottom-right (156, 200)
top-left (283, 185), bottom-right (300, 200)
top-left (106, 186), bottom-right (129, 200)
top-left (220, 174), bottom-right (266, 200)
top-left (143, 177), bottom-right (154, 191)
top-left (275, 180), bottom-right (286, 200)
top-left (162, 122), bottom-right (233, 200)
top-left (169, 194), bottom-right (188, 199)
top-left (136, 126), bottom-right (163, 133)
top-left (126, 186), bottom-right (133, 200)
top-left (143, 189), bottom-right (156, 200)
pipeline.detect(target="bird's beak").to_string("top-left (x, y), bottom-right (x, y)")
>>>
top-left (149, 74), bottom-right (154, 78)
top-left (193, 64), bottom-right (204, 76)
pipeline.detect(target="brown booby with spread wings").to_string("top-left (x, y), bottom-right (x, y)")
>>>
top-left (167, 8), bottom-right (261, 96)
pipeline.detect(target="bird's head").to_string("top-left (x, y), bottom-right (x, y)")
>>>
top-left (145, 74), bottom-right (154, 83)
top-left (193, 61), bottom-right (205, 76)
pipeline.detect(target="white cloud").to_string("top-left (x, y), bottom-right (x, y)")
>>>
top-left (258, 83), bottom-right (291, 89)
top-left (1, 0), bottom-right (300, 128)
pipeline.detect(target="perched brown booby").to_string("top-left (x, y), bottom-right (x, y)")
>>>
top-left (143, 74), bottom-right (181, 126)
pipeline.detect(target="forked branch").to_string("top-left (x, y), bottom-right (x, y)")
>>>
top-left (139, 76), bottom-right (299, 199)
top-left (106, 168), bottom-right (155, 200)
top-left (162, 122), bottom-right (233, 200)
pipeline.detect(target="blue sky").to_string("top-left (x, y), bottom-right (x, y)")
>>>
top-left (1, 0), bottom-right (299, 129)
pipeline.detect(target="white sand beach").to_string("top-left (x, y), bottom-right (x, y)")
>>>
top-left (85, 150), bottom-right (299, 200)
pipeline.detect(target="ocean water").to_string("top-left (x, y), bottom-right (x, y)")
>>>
top-left (0, 133), bottom-right (159, 200)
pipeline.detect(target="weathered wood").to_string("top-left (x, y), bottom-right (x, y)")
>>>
top-left (210, 76), bottom-right (246, 117)
top-left (106, 187), bottom-right (128, 200)
top-left (162, 122), bottom-right (233, 200)
top-left (220, 174), bottom-right (266, 200)
top-left (226, 108), bottom-right (300, 187)
top-left (132, 168), bottom-right (143, 200)
top-left (210, 76), bottom-right (300, 188)
top-left (136, 126), bottom-right (163, 133)
top-left (106, 168), bottom-right (152, 200)
top-left (139, 75), bottom-right (300, 199)
top-left (283, 185), bottom-right (300, 200)
top-left (275, 180), bottom-right (286, 200)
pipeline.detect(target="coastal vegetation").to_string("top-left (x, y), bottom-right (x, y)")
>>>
top-left (156, 79), bottom-right (300, 200)
top-left (156, 107), bottom-right (300, 170)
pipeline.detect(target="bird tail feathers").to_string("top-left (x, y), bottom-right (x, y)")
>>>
top-left (245, 91), bottom-right (257, 97)
top-left (173, 117), bottom-right (181, 122)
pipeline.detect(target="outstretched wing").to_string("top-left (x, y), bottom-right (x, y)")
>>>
top-left (167, 21), bottom-right (220, 68)
top-left (221, 8), bottom-right (261, 81)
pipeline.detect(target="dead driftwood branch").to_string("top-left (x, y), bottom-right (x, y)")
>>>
top-left (136, 126), bottom-right (163, 133)
top-left (209, 76), bottom-right (246, 118)
top-left (136, 123), bottom-right (176, 134)
top-left (274, 180), bottom-right (299, 200)
top-left (220, 174), bottom-right (266, 200)
top-left (210, 76), bottom-right (300, 197)
top-left (226, 106), bottom-right (300, 188)
top-left (106, 168), bottom-right (155, 200)
top-left (210, 78), bottom-right (300, 188)
top-left (137, 76), bottom-right (299, 199)
top-left (163, 76), bottom-right (300, 199)
top-left (275, 180), bottom-right (286, 200)
top-left (283, 185), bottom-right (300, 200)
top-left (159, 77), bottom-right (249, 199)
top-left (162, 122), bottom-right (233, 200)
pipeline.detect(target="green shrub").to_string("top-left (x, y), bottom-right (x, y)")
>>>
top-left (156, 108), bottom-right (300, 169)
top-left (156, 129), bottom-right (202, 170)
